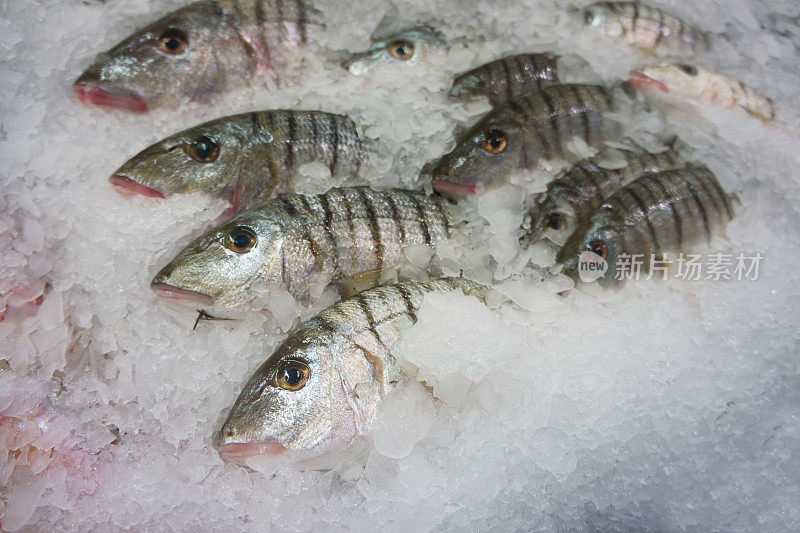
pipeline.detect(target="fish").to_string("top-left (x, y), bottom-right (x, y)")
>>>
top-left (110, 110), bottom-right (365, 215)
top-left (581, 2), bottom-right (707, 53)
top-left (151, 186), bottom-right (461, 308)
top-left (556, 166), bottom-right (737, 289)
top-left (214, 277), bottom-right (486, 468)
top-left (342, 26), bottom-right (446, 75)
top-left (628, 64), bottom-right (776, 122)
top-left (429, 84), bottom-right (620, 197)
top-left (74, 0), bottom-right (321, 112)
top-left (526, 148), bottom-right (685, 246)
top-left (449, 53), bottom-right (560, 105)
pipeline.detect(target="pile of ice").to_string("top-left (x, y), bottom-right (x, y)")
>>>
top-left (2, 0), bottom-right (800, 530)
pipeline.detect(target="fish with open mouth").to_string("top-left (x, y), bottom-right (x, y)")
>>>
top-left (581, 1), bottom-right (708, 53)
top-left (74, 0), bottom-right (321, 112)
top-left (151, 186), bottom-right (461, 308)
top-left (429, 84), bottom-right (620, 197)
top-left (214, 277), bottom-right (486, 468)
top-left (110, 110), bottom-right (365, 215)
top-left (556, 166), bottom-right (737, 289)
top-left (628, 64), bottom-right (776, 122)
top-left (526, 147), bottom-right (685, 246)
top-left (449, 53), bottom-right (560, 105)
top-left (342, 25), bottom-right (446, 75)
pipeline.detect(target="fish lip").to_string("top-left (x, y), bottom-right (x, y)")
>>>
top-left (109, 175), bottom-right (166, 199)
top-left (73, 82), bottom-right (149, 113)
top-left (217, 441), bottom-right (287, 463)
top-left (432, 179), bottom-right (482, 198)
top-left (151, 282), bottom-right (215, 306)
top-left (627, 71), bottom-right (669, 94)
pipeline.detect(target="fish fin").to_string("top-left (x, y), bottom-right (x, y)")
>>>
top-left (335, 269), bottom-right (385, 299)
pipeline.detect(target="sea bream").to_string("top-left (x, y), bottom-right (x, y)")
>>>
top-left (151, 186), bottom-right (461, 308)
top-left (215, 277), bottom-right (487, 468)
top-left (429, 84), bottom-right (621, 197)
top-left (628, 64), bottom-right (776, 121)
top-left (527, 148), bottom-right (685, 246)
top-left (557, 166), bottom-right (737, 289)
top-left (110, 110), bottom-right (365, 215)
top-left (74, 0), bottom-right (321, 112)
top-left (581, 1), bottom-right (708, 53)
top-left (342, 26), bottom-right (446, 75)
top-left (449, 53), bottom-right (560, 105)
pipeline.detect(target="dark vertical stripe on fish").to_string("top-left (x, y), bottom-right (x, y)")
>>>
top-left (568, 85), bottom-right (592, 144)
top-left (538, 90), bottom-right (562, 157)
top-left (285, 110), bottom-right (296, 172)
top-left (651, 177), bottom-right (683, 248)
top-left (703, 171), bottom-right (734, 220)
top-left (625, 186), bottom-right (660, 250)
top-left (384, 192), bottom-right (407, 244)
top-left (357, 188), bottom-right (385, 270)
top-left (631, 2), bottom-right (640, 38)
top-left (396, 284), bottom-right (418, 322)
top-left (500, 58), bottom-right (513, 101)
top-left (678, 175), bottom-right (711, 241)
top-left (308, 112), bottom-right (319, 160)
top-left (317, 192), bottom-right (340, 271)
top-left (407, 194), bottom-right (432, 245)
top-left (328, 114), bottom-right (340, 175)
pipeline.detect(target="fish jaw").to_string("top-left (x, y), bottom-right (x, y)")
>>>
top-left (432, 179), bottom-right (481, 198)
top-left (73, 82), bottom-right (149, 113)
top-left (217, 441), bottom-right (288, 464)
top-left (109, 175), bottom-right (166, 199)
top-left (151, 281), bottom-right (214, 306)
top-left (627, 71), bottom-right (669, 94)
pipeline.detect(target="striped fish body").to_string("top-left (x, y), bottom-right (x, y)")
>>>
top-left (557, 167), bottom-right (736, 288)
top-left (151, 187), bottom-right (461, 308)
top-left (528, 149), bottom-right (684, 245)
top-left (450, 53), bottom-right (560, 105)
top-left (215, 278), bottom-right (486, 466)
top-left (582, 2), bottom-right (707, 53)
top-left (112, 110), bottom-right (365, 215)
top-left (431, 84), bottom-right (620, 196)
top-left (74, 0), bottom-right (321, 112)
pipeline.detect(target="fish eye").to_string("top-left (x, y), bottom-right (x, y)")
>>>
top-left (388, 40), bottom-right (414, 60)
top-left (545, 212), bottom-right (565, 230)
top-left (583, 9), bottom-right (596, 25)
top-left (482, 130), bottom-right (508, 154)
top-left (224, 227), bottom-right (257, 253)
top-left (157, 28), bottom-right (188, 55)
top-left (589, 240), bottom-right (609, 260)
top-left (679, 64), bottom-right (698, 76)
top-left (276, 361), bottom-right (309, 391)
top-left (184, 136), bottom-right (219, 163)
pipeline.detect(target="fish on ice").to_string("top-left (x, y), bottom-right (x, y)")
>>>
top-left (110, 110), bottom-right (365, 215)
top-left (214, 277), bottom-right (487, 468)
top-left (449, 53), bottom-right (560, 105)
top-left (342, 26), bottom-right (446, 75)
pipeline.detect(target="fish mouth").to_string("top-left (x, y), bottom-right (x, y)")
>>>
top-left (217, 441), bottom-right (287, 463)
top-left (151, 282), bottom-right (214, 306)
top-left (73, 82), bottom-right (149, 113)
top-left (627, 71), bottom-right (669, 94)
top-left (109, 175), bottom-right (166, 199)
top-left (432, 179), bottom-right (482, 197)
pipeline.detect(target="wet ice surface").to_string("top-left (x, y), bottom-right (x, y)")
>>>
top-left (2, 0), bottom-right (800, 530)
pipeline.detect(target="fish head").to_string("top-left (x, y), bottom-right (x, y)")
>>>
top-left (581, 3), bottom-right (623, 38)
top-left (430, 115), bottom-right (526, 197)
top-left (628, 64), bottom-right (705, 98)
top-left (342, 26), bottom-right (446, 75)
top-left (215, 331), bottom-right (368, 466)
top-left (74, 4), bottom-right (228, 112)
top-left (448, 70), bottom-right (485, 99)
top-left (528, 197), bottom-right (577, 247)
top-left (151, 209), bottom-right (285, 308)
top-left (111, 116), bottom-right (255, 200)
top-left (556, 216), bottom-right (623, 289)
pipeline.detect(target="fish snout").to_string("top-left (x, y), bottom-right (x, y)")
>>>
top-left (432, 179), bottom-right (481, 197)
top-left (627, 71), bottom-right (669, 94)
top-left (150, 281), bottom-right (214, 306)
top-left (73, 81), bottom-right (149, 113)
top-left (109, 175), bottom-right (166, 199)
top-left (216, 441), bottom-right (288, 464)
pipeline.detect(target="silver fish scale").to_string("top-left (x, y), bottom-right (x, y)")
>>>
top-left (451, 53), bottom-right (560, 105)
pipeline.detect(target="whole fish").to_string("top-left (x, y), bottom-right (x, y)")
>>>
top-left (527, 148), bottom-right (684, 246)
top-left (342, 26), bottom-right (446, 75)
top-left (449, 53), bottom-right (560, 105)
top-left (581, 2), bottom-right (707, 53)
top-left (110, 110), bottom-right (365, 215)
top-left (628, 64), bottom-right (776, 121)
top-left (151, 186), bottom-right (461, 308)
top-left (74, 0), bottom-right (321, 112)
top-left (556, 167), bottom-right (736, 289)
top-left (430, 84), bottom-right (620, 197)
top-left (214, 277), bottom-right (486, 468)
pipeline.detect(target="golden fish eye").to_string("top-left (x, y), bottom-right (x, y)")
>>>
top-left (276, 361), bottom-right (309, 391)
top-left (224, 227), bottom-right (257, 253)
top-left (184, 136), bottom-right (219, 163)
top-left (545, 212), bottom-right (565, 231)
top-left (589, 240), bottom-right (609, 260)
top-left (157, 28), bottom-right (188, 55)
top-left (482, 130), bottom-right (507, 154)
top-left (388, 40), bottom-right (414, 60)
